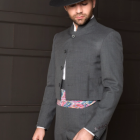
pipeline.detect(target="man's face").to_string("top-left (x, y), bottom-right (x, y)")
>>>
top-left (64, 0), bottom-right (96, 26)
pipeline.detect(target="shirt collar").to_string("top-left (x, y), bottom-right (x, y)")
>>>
top-left (73, 14), bottom-right (94, 32)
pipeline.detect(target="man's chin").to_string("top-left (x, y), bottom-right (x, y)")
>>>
top-left (77, 18), bottom-right (91, 26)
top-left (74, 20), bottom-right (86, 26)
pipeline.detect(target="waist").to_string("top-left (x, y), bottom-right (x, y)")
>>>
top-left (57, 82), bottom-right (96, 108)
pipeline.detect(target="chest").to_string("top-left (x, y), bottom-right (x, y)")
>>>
top-left (54, 34), bottom-right (102, 67)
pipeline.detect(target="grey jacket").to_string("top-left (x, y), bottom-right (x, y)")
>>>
top-left (36, 17), bottom-right (123, 139)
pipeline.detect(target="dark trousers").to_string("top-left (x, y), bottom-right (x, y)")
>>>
top-left (54, 100), bottom-right (108, 140)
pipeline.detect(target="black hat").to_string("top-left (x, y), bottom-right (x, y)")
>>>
top-left (49, 0), bottom-right (85, 7)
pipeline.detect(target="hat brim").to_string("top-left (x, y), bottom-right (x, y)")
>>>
top-left (49, 0), bottom-right (85, 7)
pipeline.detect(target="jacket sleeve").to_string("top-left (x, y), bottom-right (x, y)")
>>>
top-left (84, 31), bottom-right (124, 139)
top-left (36, 33), bottom-right (57, 131)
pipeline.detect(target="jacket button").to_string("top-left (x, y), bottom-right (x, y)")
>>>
top-left (60, 66), bottom-right (63, 70)
top-left (64, 50), bottom-right (67, 53)
top-left (72, 34), bottom-right (75, 38)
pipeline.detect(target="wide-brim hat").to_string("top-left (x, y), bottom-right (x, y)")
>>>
top-left (49, 0), bottom-right (85, 7)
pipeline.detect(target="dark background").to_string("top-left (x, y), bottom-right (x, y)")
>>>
top-left (0, 0), bottom-right (140, 139)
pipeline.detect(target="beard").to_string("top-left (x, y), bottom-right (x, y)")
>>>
top-left (68, 9), bottom-right (93, 27)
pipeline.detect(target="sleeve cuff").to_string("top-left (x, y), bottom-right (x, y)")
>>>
top-left (37, 126), bottom-right (47, 131)
top-left (83, 127), bottom-right (95, 136)
top-left (37, 126), bottom-right (45, 129)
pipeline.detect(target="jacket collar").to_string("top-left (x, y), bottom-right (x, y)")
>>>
top-left (69, 16), bottom-right (97, 36)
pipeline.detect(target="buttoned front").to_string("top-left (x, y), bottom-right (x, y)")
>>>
top-left (62, 15), bottom-right (94, 81)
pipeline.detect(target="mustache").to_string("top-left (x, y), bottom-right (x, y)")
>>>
top-left (75, 15), bottom-right (85, 17)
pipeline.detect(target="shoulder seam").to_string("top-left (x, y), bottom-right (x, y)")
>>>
top-left (99, 31), bottom-right (116, 53)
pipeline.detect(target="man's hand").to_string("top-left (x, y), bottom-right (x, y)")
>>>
top-left (73, 128), bottom-right (94, 140)
top-left (32, 128), bottom-right (45, 140)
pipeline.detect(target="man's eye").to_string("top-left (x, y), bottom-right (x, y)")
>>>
top-left (82, 3), bottom-right (88, 5)
top-left (70, 4), bottom-right (75, 7)
top-left (70, 3), bottom-right (88, 7)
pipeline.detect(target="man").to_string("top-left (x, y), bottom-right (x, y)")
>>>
top-left (32, 0), bottom-right (123, 140)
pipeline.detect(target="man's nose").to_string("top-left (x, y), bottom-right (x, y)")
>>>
top-left (75, 4), bottom-right (83, 13)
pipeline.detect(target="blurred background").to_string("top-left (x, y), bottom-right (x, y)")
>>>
top-left (0, 0), bottom-right (140, 140)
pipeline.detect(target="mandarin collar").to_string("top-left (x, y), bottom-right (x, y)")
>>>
top-left (69, 16), bottom-right (97, 36)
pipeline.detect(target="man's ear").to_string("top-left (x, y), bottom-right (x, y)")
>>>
top-left (64, 6), bottom-right (67, 11)
top-left (93, 0), bottom-right (96, 8)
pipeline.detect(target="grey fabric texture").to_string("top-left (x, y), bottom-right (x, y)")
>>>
top-left (54, 103), bottom-right (108, 140)
top-left (36, 17), bottom-right (124, 140)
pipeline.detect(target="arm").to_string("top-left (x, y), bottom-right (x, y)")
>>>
top-left (84, 31), bottom-right (124, 139)
top-left (36, 33), bottom-right (57, 131)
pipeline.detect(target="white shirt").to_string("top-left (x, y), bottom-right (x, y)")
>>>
top-left (37, 15), bottom-right (95, 137)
